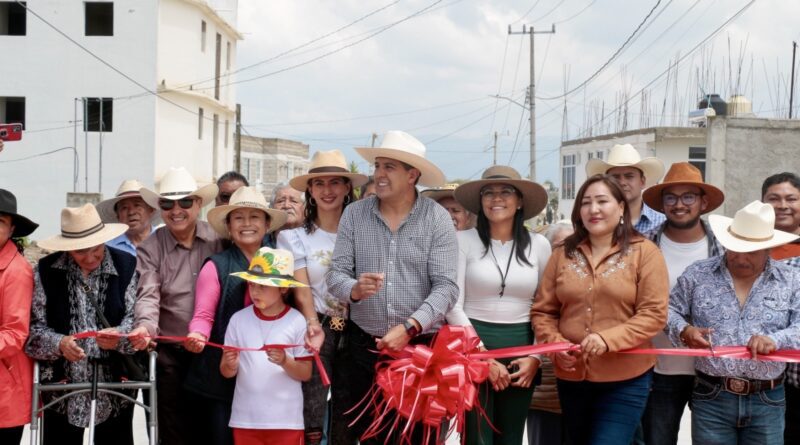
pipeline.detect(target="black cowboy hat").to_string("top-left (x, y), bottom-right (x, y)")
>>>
top-left (0, 189), bottom-right (39, 237)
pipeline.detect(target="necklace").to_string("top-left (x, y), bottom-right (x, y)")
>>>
top-left (488, 240), bottom-right (515, 297)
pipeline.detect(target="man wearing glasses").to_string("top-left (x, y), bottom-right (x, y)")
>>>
top-left (637, 162), bottom-right (725, 445)
top-left (128, 167), bottom-right (223, 445)
top-left (215, 171), bottom-right (249, 207)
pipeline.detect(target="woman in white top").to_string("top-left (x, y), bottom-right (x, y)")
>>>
top-left (277, 150), bottom-right (367, 445)
top-left (447, 165), bottom-right (551, 445)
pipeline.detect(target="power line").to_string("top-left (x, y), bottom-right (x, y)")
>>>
top-left (512, 0), bottom-right (544, 25)
top-left (554, 0), bottom-right (598, 25)
top-left (531, 0), bottom-right (566, 23)
top-left (537, 0), bottom-right (664, 100)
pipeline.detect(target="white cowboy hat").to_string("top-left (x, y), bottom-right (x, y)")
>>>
top-left (38, 204), bottom-right (128, 252)
top-left (354, 130), bottom-right (445, 187)
top-left (96, 179), bottom-right (156, 223)
top-left (709, 200), bottom-right (799, 253)
top-left (454, 165), bottom-right (549, 220)
top-left (289, 150), bottom-right (368, 192)
top-left (207, 186), bottom-right (287, 238)
top-left (585, 144), bottom-right (665, 187)
top-left (140, 167), bottom-right (218, 209)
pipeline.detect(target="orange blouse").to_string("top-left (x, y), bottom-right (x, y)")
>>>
top-left (532, 236), bottom-right (669, 382)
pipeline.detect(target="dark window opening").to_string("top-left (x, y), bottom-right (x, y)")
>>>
top-left (689, 146), bottom-right (706, 180)
top-left (0, 2), bottom-right (26, 35)
top-left (0, 97), bottom-right (25, 129)
top-left (83, 98), bottom-right (113, 132)
top-left (85, 2), bottom-right (113, 36)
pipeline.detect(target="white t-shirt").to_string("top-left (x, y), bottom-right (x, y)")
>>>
top-left (225, 305), bottom-right (312, 429)
top-left (446, 228), bottom-right (551, 326)
top-left (654, 233), bottom-right (709, 375)
top-left (277, 227), bottom-right (347, 318)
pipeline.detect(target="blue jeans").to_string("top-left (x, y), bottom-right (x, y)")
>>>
top-left (557, 371), bottom-right (652, 445)
top-left (640, 373), bottom-right (694, 445)
top-left (691, 377), bottom-right (785, 445)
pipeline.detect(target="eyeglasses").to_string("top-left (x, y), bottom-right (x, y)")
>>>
top-left (158, 198), bottom-right (196, 211)
top-left (480, 187), bottom-right (517, 200)
top-left (218, 193), bottom-right (232, 204)
top-left (662, 193), bottom-right (700, 207)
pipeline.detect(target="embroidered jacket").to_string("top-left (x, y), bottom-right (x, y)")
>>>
top-left (532, 236), bottom-right (669, 382)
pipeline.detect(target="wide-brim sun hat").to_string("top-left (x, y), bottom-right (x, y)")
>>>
top-left (230, 247), bottom-right (308, 288)
top-left (421, 183), bottom-right (460, 203)
top-left (37, 203), bottom-right (128, 252)
top-left (289, 149), bottom-right (368, 192)
top-left (709, 200), bottom-right (799, 253)
top-left (354, 130), bottom-right (446, 187)
top-left (207, 186), bottom-right (288, 238)
top-left (0, 188), bottom-right (39, 238)
top-left (140, 167), bottom-right (218, 209)
top-left (642, 162), bottom-right (724, 213)
top-left (454, 165), bottom-right (548, 220)
top-left (96, 179), bottom-right (156, 223)
top-left (585, 144), bottom-right (665, 188)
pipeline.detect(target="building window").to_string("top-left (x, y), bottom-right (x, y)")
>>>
top-left (0, 2), bottom-right (26, 36)
top-left (241, 158), bottom-right (251, 183)
top-left (561, 154), bottom-right (576, 200)
top-left (226, 41), bottom-right (231, 70)
top-left (286, 161), bottom-right (294, 180)
top-left (82, 97), bottom-right (112, 132)
top-left (85, 2), bottom-right (113, 36)
top-left (198, 108), bottom-right (204, 139)
top-left (201, 20), bottom-right (206, 52)
top-left (0, 96), bottom-right (25, 128)
top-left (689, 146), bottom-right (706, 180)
top-left (587, 152), bottom-right (594, 160)
top-left (596, 151), bottom-right (604, 160)
top-left (256, 160), bottom-right (264, 183)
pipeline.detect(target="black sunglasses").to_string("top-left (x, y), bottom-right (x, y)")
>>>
top-left (218, 193), bottom-right (232, 203)
top-left (159, 198), bottom-right (195, 211)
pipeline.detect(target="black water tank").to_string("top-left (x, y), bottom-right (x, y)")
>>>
top-left (699, 94), bottom-right (727, 116)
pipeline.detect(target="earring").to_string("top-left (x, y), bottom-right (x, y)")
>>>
top-left (344, 195), bottom-right (351, 205)
top-left (308, 197), bottom-right (317, 207)
top-left (619, 216), bottom-right (624, 225)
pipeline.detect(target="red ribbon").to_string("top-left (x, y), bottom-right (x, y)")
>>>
top-left (72, 330), bottom-right (330, 386)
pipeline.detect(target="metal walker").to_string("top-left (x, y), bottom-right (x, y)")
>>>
top-left (29, 351), bottom-right (158, 445)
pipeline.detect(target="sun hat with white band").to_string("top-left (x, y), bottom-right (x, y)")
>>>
top-left (207, 186), bottom-right (288, 238)
top-left (38, 204), bottom-right (128, 252)
top-left (96, 179), bottom-right (155, 223)
top-left (585, 144), bottom-right (665, 188)
top-left (354, 130), bottom-right (445, 187)
top-left (289, 150), bottom-right (368, 192)
top-left (139, 167), bottom-right (218, 209)
top-left (709, 200), bottom-right (799, 253)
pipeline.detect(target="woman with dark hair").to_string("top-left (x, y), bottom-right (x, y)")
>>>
top-left (278, 149), bottom-right (367, 445)
top-left (0, 189), bottom-right (38, 444)
top-left (446, 165), bottom-right (551, 445)
top-left (532, 174), bottom-right (669, 445)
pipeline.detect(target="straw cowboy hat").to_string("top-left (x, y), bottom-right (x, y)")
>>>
top-left (454, 165), bottom-right (548, 220)
top-left (421, 183), bottom-right (460, 203)
top-left (642, 162), bottom-right (724, 213)
top-left (140, 167), bottom-right (218, 209)
top-left (709, 201), bottom-right (799, 253)
top-left (38, 204), bottom-right (128, 252)
top-left (96, 179), bottom-right (155, 223)
top-left (0, 189), bottom-right (38, 238)
top-left (585, 144), bottom-right (665, 187)
top-left (289, 150), bottom-right (368, 192)
top-left (231, 247), bottom-right (308, 288)
top-left (354, 130), bottom-right (445, 187)
top-left (207, 186), bottom-right (287, 238)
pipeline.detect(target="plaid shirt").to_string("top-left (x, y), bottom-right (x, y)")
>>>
top-left (634, 202), bottom-right (666, 234)
top-left (782, 256), bottom-right (800, 387)
top-left (644, 219), bottom-right (724, 258)
top-left (326, 195), bottom-right (458, 337)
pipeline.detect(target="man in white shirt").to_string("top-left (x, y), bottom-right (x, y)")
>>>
top-left (639, 162), bottom-right (725, 445)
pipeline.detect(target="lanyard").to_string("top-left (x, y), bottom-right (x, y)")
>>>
top-left (489, 240), bottom-right (515, 297)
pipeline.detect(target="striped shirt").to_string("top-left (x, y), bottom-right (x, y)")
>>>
top-left (635, 202), bottom-right (666, 234)
top-left (326, 195), bottom-right (458, 337)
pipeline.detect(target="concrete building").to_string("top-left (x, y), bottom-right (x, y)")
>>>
top-left (240, 135), bottom-right (310, 200)
top-left (0, 0), bottom-right (240, 237)
top-left (558, 117), bottom-right (800, 218)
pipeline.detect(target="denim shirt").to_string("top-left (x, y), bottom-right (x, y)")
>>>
top-left (634, 203), bottom-right (666, 234)
top-left (666, 255), bottom-right (800, 380)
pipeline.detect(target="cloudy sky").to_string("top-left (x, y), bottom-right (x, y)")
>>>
top-left (233, 0), bottom-right (799, 185)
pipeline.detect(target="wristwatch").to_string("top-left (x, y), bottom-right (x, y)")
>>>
top-left (403, 320), bottom-right (419, 338)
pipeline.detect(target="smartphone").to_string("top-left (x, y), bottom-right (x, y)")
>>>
top-left (0, 123), bottom-right (23, 141)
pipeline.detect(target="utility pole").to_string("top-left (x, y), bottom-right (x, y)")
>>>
top-left (509, 24), bottom-right (555, 181)
top-left (790, 41), bottom-right (797, 119)
top-left (234, 104), bottom-right (242, 172)
top-left (492, 131), bottom-right (498, 165)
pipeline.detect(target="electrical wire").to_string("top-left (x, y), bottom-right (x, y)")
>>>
top-left (553, 0), bottom-right (598, 25)
top-left (512, 0), bottom-right (544, 25)
top-left (530, 0), bottom-right (566, 24)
